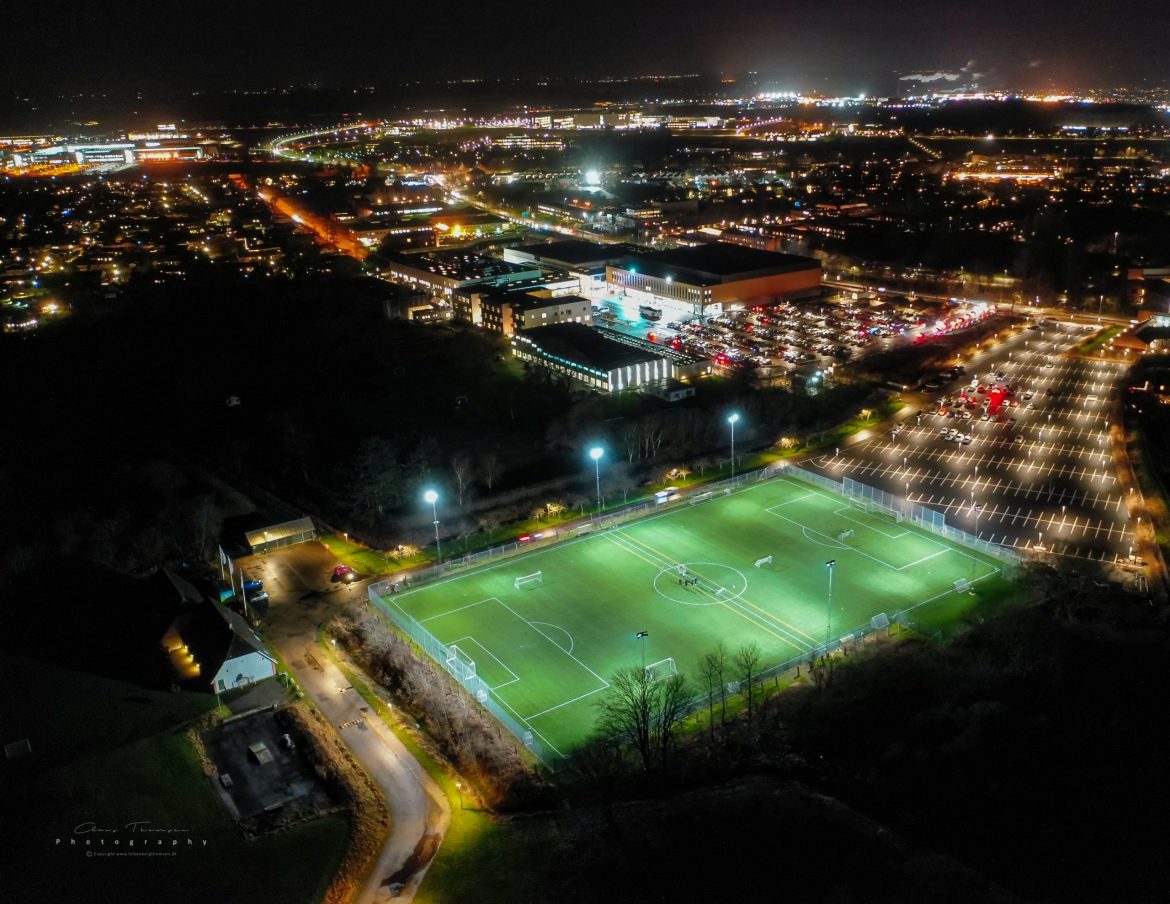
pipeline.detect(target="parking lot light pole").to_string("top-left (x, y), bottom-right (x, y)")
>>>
top-left (424, 490), bottom-right (441, 564)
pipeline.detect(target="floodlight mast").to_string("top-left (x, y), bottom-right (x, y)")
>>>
top-left (589, 447), bottom-right (604, 519)
top-left (824, 559), bottom-right (836, 651)
top-left (424, 489), bottom-right (441, 563)
top-left (727, 413), bottom-right (740, 481)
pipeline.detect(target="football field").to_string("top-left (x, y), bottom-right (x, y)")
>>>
top-left (374, 476), bottom-right (1010, 759)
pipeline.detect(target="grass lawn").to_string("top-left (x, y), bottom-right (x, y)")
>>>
top-left (0, 654), bottom-right (217, 772)
top-left (373, 473), bottom-right (1013, 760)
top-left (8, 730), bottom-right (348, 904)
top-left (3, 658), bottom-right (349, 904)
top-left (1074, 325), bottom-right (1124, 356)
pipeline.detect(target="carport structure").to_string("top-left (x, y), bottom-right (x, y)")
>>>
top-left (246, 517), bottom-right (317, 555)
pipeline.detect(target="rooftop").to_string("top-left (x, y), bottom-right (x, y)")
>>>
top-left (383, 249), bottom-right (536, 283)
top-left (513, 323), bottom-right (664, 373)
top-left (513, 239), bottom-right (635, 267)
top-left (616, 244), bottom-right (821, 285)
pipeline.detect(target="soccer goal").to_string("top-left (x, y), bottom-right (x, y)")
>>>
top-left (445, 644), bottom-right (477, 682)
top-left (514, 571), bottom-right (543, 590)
top-left (645, 657), bottom-right (679, 683)
top-left (953, 578), bottom-right (972, 594)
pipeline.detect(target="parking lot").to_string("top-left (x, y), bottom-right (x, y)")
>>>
top-left (593, 287), bottom-right (993, 383)
top-left (807, 320), bottom-right (1136, 565)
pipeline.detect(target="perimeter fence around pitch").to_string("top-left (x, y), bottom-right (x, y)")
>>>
top-left (368, 579), bottom-right (562, 768)
top-left (778, 462), bottom-right (1022, 573)
top-left (367, 460), bottom-right (1019, 769)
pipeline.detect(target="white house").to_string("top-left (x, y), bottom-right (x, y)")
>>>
top-left (162, 598), bottom-right (276, 693)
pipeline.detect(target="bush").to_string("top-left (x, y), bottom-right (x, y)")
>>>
top-left (331, 608), bottom-right (549, 809)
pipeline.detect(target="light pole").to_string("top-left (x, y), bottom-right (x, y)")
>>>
top-left (424, 489), bottom-right (441, 564)
top-left (635, 630), bottom-right (649, 669)
top-left (589, 447), bottom-right (604, 519)
top-left (727, 413), bottom-right (740, 482)
top-left (824, 560), bottom-right (836, 651)
top-left (455, 780), bottom-right (464, 810)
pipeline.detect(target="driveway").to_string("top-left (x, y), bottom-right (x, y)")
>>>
top-left (238, 541), bottom-right (451, 903)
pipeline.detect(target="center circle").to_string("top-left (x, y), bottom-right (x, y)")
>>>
top-left (653, 562), bottom-right (750, 606)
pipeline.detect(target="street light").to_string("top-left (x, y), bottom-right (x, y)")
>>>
top-left (589, 447), bottom-right (604, 518)
top-left (727, 413), bottom-right (740, 481)
top-left (824, 560), bottom-right (836, 650)
top-left (455, 780), bottom-right (464, 810)
top-left (424, 489), bottom-right (441, 564)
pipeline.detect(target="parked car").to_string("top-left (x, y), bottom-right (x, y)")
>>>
top-left (243, 578), bottom-right (263, 593)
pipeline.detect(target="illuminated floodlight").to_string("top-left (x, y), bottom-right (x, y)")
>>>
top-left (589, 447), bottom-right (604, 461)
top-left (424, 489), bottom-right (438, 504)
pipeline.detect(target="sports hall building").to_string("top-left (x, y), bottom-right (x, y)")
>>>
top-left (605, 244), bottom-right (822, 321)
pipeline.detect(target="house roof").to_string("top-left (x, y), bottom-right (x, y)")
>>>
top-left (0, 562), bottom-right (205, 689)
top-left (165, 599), bottom-right (273, 688)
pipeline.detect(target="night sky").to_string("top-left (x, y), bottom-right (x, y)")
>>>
top-left (2, 0), bottom-right (1168, 95)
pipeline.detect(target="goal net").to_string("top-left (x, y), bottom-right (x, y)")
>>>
top-left (645, 657), bottom-right (678, 683)
top-left (445, 644), bottom-right (477, 682)
top-left (514, 571), bottom-right (542, 589)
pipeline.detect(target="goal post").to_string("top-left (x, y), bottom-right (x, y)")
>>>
top-left (645, 657), bottom-right (678, 683)
top-left (445, 644), bottom-right (477, 682)
top-left (514, 571), bottom-right (543, 589)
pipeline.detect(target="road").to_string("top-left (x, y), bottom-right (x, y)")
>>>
top-left (244, 542), bottom-right (450, 904)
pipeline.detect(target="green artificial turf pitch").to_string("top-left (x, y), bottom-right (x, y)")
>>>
top-left (377, 476), bottom-right (1008, 757)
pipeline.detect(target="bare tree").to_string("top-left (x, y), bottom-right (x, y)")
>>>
top-left (595, 666), bottom-right (691, 774)
top-left (655, 672), bottom-right (691, 774)
top-left (450, 453), bottom-right (473, 511)
top-left (481, 451), bottom-right (502, 494)
top-left (622, 424), bottom-right (641, 465)
top-left (809, 653), bottom-right (838, 691)
top-left (697, 641), bottom-right (728, 742)
top-left (604, 462), bottom-right (640, 506)
top-left (734, 641), bottom-right (763, 730)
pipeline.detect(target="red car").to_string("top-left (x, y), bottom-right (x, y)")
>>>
top-left (333, 564), bottom-right (353, 577)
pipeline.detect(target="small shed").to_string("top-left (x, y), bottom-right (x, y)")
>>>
top-left (245, 517), bottom-right (316, 555)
